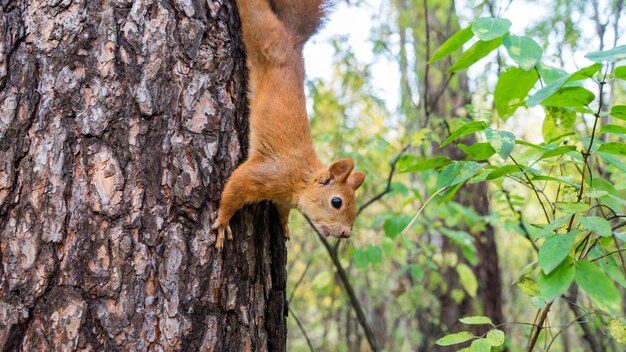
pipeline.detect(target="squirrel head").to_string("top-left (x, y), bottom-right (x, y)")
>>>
top-left (298, 158), bottom-right (365, 238)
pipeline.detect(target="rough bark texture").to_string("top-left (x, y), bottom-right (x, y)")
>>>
top-left (0, 0), bottom-right (287, 351)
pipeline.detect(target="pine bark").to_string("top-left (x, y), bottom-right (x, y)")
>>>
top-left (0, 0), bottom-right (287, 351)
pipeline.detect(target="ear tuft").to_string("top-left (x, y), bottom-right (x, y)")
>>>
top-left (328, 158), bottom-right (354, 183)
top-left (348, 171), bottom-right (365, 190)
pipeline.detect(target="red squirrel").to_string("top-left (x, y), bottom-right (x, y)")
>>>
top-left (211, 0), bottom-right (365, 249)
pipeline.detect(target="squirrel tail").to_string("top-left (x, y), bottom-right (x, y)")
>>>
top-left (270, 0), bottom-right (328, 46)
top-left (236, 0), bottom-right (328, 67)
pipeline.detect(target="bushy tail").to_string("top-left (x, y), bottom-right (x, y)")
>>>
top-left (270, 0), bottom-right (328, 46)
top-left (236, 0), bottom-right (328, 66)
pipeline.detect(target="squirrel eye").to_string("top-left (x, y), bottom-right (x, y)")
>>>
top-left (331, 196), bottom-right (342, 209)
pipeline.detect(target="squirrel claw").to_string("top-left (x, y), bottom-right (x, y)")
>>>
top-left (282, 225), bottom-right (290, 241)
top-left (212, 222), bottom-right (232, 250)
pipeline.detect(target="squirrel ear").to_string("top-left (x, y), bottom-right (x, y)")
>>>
top-left (347, 171), bottom-right (365, 190)
top-left (328, 158), bottom-right (355, 183)
top-left (318, 171), bottom-right (332, 185)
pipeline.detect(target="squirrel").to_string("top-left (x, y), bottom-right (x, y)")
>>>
top-left (211, 0), bottom-right (365, 249)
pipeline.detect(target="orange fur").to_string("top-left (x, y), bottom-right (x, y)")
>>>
top-left (212, 0), bottom-right (365, 249)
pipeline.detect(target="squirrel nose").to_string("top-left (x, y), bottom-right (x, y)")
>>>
top-left (341, 229), bottom-right (352, 238)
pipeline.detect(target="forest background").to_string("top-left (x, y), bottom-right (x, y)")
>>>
top-left (286, 0), bottom-right (626, 351)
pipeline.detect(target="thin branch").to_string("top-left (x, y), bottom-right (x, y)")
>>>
top-left (503, 190), bottom-right (539, 252)
top-left (357, 144), bottom-right (411, 216)
top-left (613, 221), bottom-right (626, 230)
top-left (591, 248), bottom-right (626, 262)
top-left (288, 306), bottom-right (315, 352)
top-left (510, 155), bottom-right (552, 224)
top-left (306, 218), bottom-right (379, 352)
top-left (289, 259), bottom-right (313, 302)
top-left (528, 63), bottom-right (609, 352)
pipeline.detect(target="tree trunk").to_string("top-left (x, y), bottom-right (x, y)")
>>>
top-left (0, 0), bottom-right (287, 351)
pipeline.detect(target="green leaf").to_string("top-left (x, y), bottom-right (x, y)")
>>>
top-left (610, 105), bottom-right (626, 121)
top-left (435, 331), bottom-right (474, 346)
top-left (538, 65), bottom-right (569, 84)
top-left (554, 202), bottom-right (591, 213)
top-left (615, 66), bottom-right (626, 80)
top-left (592, 248), bottom-right (626, 288)
top-left (539, 231), bottom-right (577, 274)
top-left (366, 245), bottom-right (382, 265)
top-left (527, 75), bottom-right (570, 107)
top-left (470, 338), bottom-right (491, 352)
top-left (535, 215), bottom-right (571, 239)
top-left (601, 124), bottom-right (626, 135)
top-left (486, 128), bottom-right (516, 159)
top-left (448, 38), bottom-right (503, 73)
top-left (541, 87), bottom-right (595, 107)
top-left (457, 264), bottom-right (478, 298)
top-left (436, 162), bottom-right (485, 189)
top-left (486, 329), bottom-right (505, 347)
top-left (429, 27), bottom-right (474, 63)
top-left (576, 261), bottom-right (622, 313)
top-left (542, 107), bottom-right (576, 143)
top-left (441, 121), bottom-right (488, 147)
top-left (585, 45), bottom-right (626, 63)
top-left (597, 142), bottom-right (626, 156)
top-left (567, 63), bottom-right (603, 82)
top-left (353, 249), bottom-right (368, 269)
top-left (460, 316), bottom-right (493, 325)
top-left (471, 17), bottom-right (512, 41)
top-left (537, 145), bottom-right (577, 161)
top-left (503, 35), bottom-right (542, 70)
top-left (516, 276), bottom-right (540, 296)
top-left (383, 216), bottom-right (412, 239)
top-left (579, 216), bottom-right (612, 237)
top-left (539, 256), bottom-right (575, 301)
top-left (399, 155), bottom-right (452, 173)
top-left (494, 68), bottom-right (539, 120)
top-left (459, 143), bottom-right (496, 160)
top-left (486, 164), bottom-right (522, 180)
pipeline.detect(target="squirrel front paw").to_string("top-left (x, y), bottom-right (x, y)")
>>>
top-left (211, 220), bottom-right (233, 250)
top-left (282, 224), bottom-right (290, 241)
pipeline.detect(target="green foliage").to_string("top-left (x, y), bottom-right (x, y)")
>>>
top-left (441, 121), bottom-right (488, 147)
top-left (493, 68), bottom-right (538, 120)
top-left (539, 231), bottom-right (577, 274)
top-left (575, 261), bottom-right (622, 313)
top-left (429, 26), bottom-right (474, 63)
top-left (459, 316), bottom-right (493, 325)
top-left (289, 6), bottom-right (626, 351)
top-left (418, 14), bottom-right (626, 350)
top-left (448, 38), bottom-right (502, 73)
top-left (471, 18), bottom-right (511, 41)
top-left (435, 331), bottom-right (474, 346)
top-left (502, 35), bottom-right (542, 70)
top-left (585, 45), bottom-right (626, 62)
top-left (539, 256), bottom-right (575, 301)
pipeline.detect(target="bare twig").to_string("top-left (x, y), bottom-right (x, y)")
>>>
top-left (591, 248), bottom-right (626, 262)
top-left (400, 186), bottom-right (448, 237)
top-left (503, 190), bottom-right (539, 252)
top-left (305, 217), bottom-right (379, 352)
top-left (289, 306), bottom-right (315, 352)
top-left (289, 259), bottom-right (313, 302)
top-left (357, 144), bottom-right (411, 216)
top-left (510, 155), bottom-right (552, 224)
